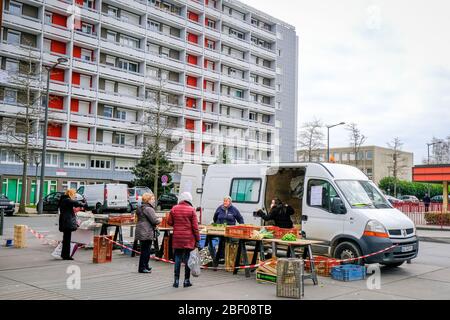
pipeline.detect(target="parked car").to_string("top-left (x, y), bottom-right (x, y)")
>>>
top-left (385, 195), bottom-right (404, 205)
top-left (77, 184), bottom-right (129, 214)
top-left (0, 194), bottom-right (15, 216)
top-left (430, 195), bottom-right (450, 203)
top-left (399, 195), bottom-right (420, 204)
top-left (157, 193), bottom-right (178, 210)
top-left (37, 192), bottom-right (84, 213)
top-left (128, 186), bottom-right (152, 211)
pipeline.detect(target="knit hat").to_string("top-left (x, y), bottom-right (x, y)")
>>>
top-left (178, 192), bottom-right (193, 204)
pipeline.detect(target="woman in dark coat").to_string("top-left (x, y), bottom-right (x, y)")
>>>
top-left (58, 189), bottom-right (86, 260)
top-left (257, 198), bottom-right (295, 228)
top-left (135, 193), bottom-right (161, 273)
top-left (168, 192), bottom-right (200, 288)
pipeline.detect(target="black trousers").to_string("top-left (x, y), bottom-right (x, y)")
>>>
top-left (61, 231), bottom-right (72, 259)
top-left (139, 240), bottom-right (152, 272)
top-left (174, 249), bottom-right (191, 280)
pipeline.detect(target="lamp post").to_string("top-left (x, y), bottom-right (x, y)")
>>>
top-left (427, 141), bottom-right (443, 164)
top-left (34, 153), bottom-right (40, 205)
top-left (326, 122), bottom-right (346, 162)
top-left (37, 57), bottom-right (68, 214)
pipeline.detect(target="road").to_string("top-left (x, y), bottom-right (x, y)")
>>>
top-left (1, 216), bottom-right (450, 300)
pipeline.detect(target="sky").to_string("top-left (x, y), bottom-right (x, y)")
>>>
top-left (245, 0), bottom-right (450, 164)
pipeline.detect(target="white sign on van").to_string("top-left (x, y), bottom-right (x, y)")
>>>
top-left (310, 186), bottom-right (323, 206)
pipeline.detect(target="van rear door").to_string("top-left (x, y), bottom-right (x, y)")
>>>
top-left (106, 184), bottom-right (128, 209)
top-left (179, 164), bottom-right (203, 207)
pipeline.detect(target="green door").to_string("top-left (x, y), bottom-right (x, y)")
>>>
top-left (30, 181), bottom-right (37, 204)
top-left (17, 179), bottom-right (23, 203)
top-left (7, 179), bottom-right (18, 202)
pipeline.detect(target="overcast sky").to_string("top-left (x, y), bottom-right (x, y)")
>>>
top-left (245, 0), bottom-right (450, 164)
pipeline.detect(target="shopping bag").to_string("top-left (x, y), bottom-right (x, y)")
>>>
top-left (51, 243), bottom-right (63, 259)
top-left (199, 247), bottom-right (213, 266)
top-left (188, 249), bottom-right (202, 277)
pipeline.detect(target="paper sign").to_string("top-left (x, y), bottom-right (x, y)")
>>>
top-left (310, 186), bottom-right (323, 206)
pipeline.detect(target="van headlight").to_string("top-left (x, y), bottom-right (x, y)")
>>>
top-left (363, 220), bottom-right (389, 238)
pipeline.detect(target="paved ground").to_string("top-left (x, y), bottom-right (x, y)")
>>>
top-left (1, 216), bottom-right (450, 300)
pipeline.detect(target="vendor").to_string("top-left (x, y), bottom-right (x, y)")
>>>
top-left (213, 196), bottom-right (244, 225)
top-left (256, 198), bottom-right (294, 228)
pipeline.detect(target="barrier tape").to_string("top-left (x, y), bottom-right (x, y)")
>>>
top-left (25, 226), bottom-right (60, 247)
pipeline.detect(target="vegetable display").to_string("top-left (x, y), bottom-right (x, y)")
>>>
top-left (251, 228), bottom-right (274, 240)
top-left (281, 233), bottom-right (297, 241)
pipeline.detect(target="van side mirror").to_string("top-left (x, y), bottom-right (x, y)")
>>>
top-left (331, 198), bottom-right (347, 215)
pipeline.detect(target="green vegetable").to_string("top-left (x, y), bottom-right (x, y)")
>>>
top-left (281, 233), bottom-right (297, 241)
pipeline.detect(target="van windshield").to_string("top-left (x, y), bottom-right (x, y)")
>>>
top-left (335, 180), bottom-right (392, 209)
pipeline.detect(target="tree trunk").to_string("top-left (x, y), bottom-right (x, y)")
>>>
top-left (18, 156), bottom-right (28, 214)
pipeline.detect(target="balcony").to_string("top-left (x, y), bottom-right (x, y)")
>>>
top-left (204, 2), bottom-right (221, 18)
top-left (72, 58), bottom-right (98, 73)
top-left (0, 41), bottom-right (38, 59)
top-left (114, 0), bottom-right (147, 12)
top-left (49, 80), bottom-right (69, 94)
top-left (148, 3), bottom-right (185, 27)
top-left (204, 48), bottom-right (221, 60)
top-left (70, 113), bottom-right (96, 126)
top-left (250, 23), bottom-right (277, 41)
top-left (251, 63), bottom-right (276, 77)
top-left (76, 5), bottom-right (100, 21)
top-left (147, 30), bottom-right (185, 49)
top-left (221, 74), bottom-right (248, 88)
top-left (204, 26), bottom-right (221, 39)
top-left (186, 64), bottom-right (202, 75)
top-left (102, 14), bottom-right (145, 38)
top-left (47, 137), bottom-right (67, 149)
top-left (184, 107), bottom-right (202, 119)
top-left (188, 0), bottom-right (204, 11)
top-left (97, 116), bottom-right (141, 132)
top-left (221, 33), bottom-right (250, 51)
top-left (74, 30), bottom-right (99, 47)
top-left (68, 140), bottom-right (95, 152)
top-left (98, 64), bottom-right (144, 84)
top-left (146, 52), bottom-right (185, 71)
top-left (222, 13), bottom-right (251, 32)
top-left (186, 42), bottom-right (203, 55)
top-left (251, 43), bottom-right (277, 59)
top-left (43, 23), bottom-right (71, 40)
top-left (220, 94), bottom-right (248, 108)
top-left (187, 20), bottom-right (204, 33)
top-left (97, 90), bottom-right (144, 108)
top-left (2, 12), bottom-right (42, 32)
top-left (95, 142), bottom-right (143, 157)
top-left (220, 115), bottom-right (249, 128)
top-left (249, 100), bottom-right (276, 114)
top-left (220, 54), bottom-right (249, 70)
top-left (71, 85), bottom-right (97, 100)
top-left (201, 112), bottom-right (220, 122)
top-left (249, 82), bottom-right (276, 96)
top-left (100, 39), bottom-right (145, 60)
top-left (46, 0), bottom-right (72, 12)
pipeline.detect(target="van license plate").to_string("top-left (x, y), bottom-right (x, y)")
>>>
top-left (401, 245), bottom-right (413, 253)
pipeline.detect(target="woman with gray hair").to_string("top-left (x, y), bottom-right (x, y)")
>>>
top-left (213, 196), bottom-right (244, 226)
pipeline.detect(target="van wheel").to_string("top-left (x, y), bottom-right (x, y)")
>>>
top-left (333, 241), bottom-right (363, 265)
top-left (381, 262), bottom-right (404, 268)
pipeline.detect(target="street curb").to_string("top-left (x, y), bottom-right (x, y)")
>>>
top-left (416, 226), bottom-right (450, 232)
top-left (418, 236), bottom-right (450, 244)
top-left (10, 214), bottom-right (56, 218)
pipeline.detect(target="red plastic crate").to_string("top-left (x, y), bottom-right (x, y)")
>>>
top-left (93, 236), bottom-right (113, 264)
top-left (305, 256), bottom-right (340, 277)
top-left (225, 225), bottom-right (261, 239)
top-left (275, 227), bottom-right (300, 239)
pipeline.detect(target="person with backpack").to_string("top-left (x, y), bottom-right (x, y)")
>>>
top-left (256, 198), bottom-right (295, 228)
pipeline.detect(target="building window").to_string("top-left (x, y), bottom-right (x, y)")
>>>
top-left (366, 150), bottom-right (373, 160)
top-left (81, 49), bottom-right (92, 62)
top-left (45, 153), bottom-right (59, 167)
top-left (103, 106), bottom-right (113, 118)
top-left (6, 30), bottom-right (21, 45)
top-left (114, 133), bottom-right (126, 145)
top-left (64, 154), bottom-right (87, 168)
top-left (9, 1), bottom-right (22, 16)
top-left (90, 158), bottom-right (112, 170)
top-left (116, 110), bottom-right (127, 120)
top-left (115, 159), bottom-right (135, 171)
top-left (4, 88), bottom-right (18, 104)
top-left (107, 5), bottom-right (118, 17)
top-left (83, 0), bottom-right (94, 9)
top-left (81, 22), bottom-right (94, 35)
top-left (0, 149), bottom-right (21, 164)
top-left (249, 112), bottom-right (257, 121)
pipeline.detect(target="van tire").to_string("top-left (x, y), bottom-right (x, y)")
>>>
top-left (381, 262), bottom-right (404, 268)
top-left (333, 241), bottom-right (363, 265)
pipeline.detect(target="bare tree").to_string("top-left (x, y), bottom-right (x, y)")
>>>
top-left (346, 123), bottom-right (367, 167)
top-left (298, 119), bottom-right (325, 162)
top-left (386, 137), bottom-right (408, 196)
top-left (428, 136), bottom-right (450, 164)
top-left (2, 45), bottom-right (45, 213)
top-left (142, 76), bottom-right (179, 200)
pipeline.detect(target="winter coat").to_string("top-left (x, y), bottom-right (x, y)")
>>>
top-left (135, 203), bottom-right (161, 241)
top-left (213, 205), bottom-right (244, 226)
top-left (261, 204), bottom-right (295, 228)
top-left (58, 195), bottom-right (85, 232)
top-left (168, 201), bottom-right (200, 250)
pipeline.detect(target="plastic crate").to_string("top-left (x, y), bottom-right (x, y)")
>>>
top-left (256, 271), bottom-right (277, 284)
top-left (276, 258), bottom-right (304, 299)
top-left (225, 225), bottom-right (261, 239)
top-left (93, 236), bottom-right (113, 263)
top-left (331, 264), bottom-right (366, 282)
top-left (275, 227), bottom-right (300, 239)
top-left (305, 256), bottom-right (340, 277)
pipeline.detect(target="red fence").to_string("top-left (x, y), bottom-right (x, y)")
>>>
top-left (393, 203), bottom-right (450, 227)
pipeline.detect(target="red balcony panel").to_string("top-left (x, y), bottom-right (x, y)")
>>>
top-left (73, 46), bottom-right (81, 58)
top-left (188, 11), bottom-right (199, 22)
top-left (52, 12), bottom-right (67, 28)
top-left (50, 68), bottom-right (65, 82)
top-left (185, 142), bottom-right (195, 153)
top-left (186, 76), bottom-right (197, 87)
top-left (75, 0), bottom-right (83, 5)
top-left (49, 95), bottom-right (64, 110)
top-left (185, 119), bottom-right (195, 131)
top-left (202, 142), bottom-right (205, 153)
top-left (72, 72), bottom-right (80, 85)
top-left (202, 101), bottom-right (206, 111)
top-left (70, 99), bottom-right (79, 112)
top-left (50, 40), bottom-right (66, 55)
top-left (69, 125), bottom-right (78, 140)
top-left (187, 33), bottom-right (198, 44)
top-left (202, 122), bottom-right (207, 132)
top-left (187, 54), bottom-right (198, 65)
top-left (186, 97), bottom-right (196, 108)
top-left (47, 124), bottom-right (62, 138)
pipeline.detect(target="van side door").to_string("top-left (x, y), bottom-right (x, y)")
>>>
top-left (302, 179), bottom-right (345, 242)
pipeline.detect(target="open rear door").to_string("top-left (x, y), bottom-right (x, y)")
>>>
top-left (179, 164), bottom-right (203, 209)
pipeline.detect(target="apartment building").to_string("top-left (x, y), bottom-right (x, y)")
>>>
top-left (297, 146), bottom-right (414, 184)
top-left (0, 0), bottom-right (298, 203)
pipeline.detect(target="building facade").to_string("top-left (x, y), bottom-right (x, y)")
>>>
top-left (297, 146), bottom-right (414, 185)
top-left (0, 0), bottom-right (298, 203)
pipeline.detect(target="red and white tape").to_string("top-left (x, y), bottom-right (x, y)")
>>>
top-left (26, 226), bottom-right (60, 247)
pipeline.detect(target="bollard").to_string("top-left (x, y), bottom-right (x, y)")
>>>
top-left (0, 208), bottom-right (4, 236)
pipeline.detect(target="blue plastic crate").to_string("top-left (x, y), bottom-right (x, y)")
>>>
top-left (331, 264), bottom-right (366, 282)
top-left (198, 235), bottom-right (219, 249)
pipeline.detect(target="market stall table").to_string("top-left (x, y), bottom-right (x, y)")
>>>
top-left (232, 237), bottom-right (266, 278)
top-left (131, 227), bottom-right (174, 260)
top-left (263, 238), bottom-right (323, 285)
top-left (200, 229), bottom-right (227, 268)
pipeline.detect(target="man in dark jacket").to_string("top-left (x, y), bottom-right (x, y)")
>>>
top-left (58, 189), bottom-right (86, 260)
top-left (213, 196), bottom-right (244, 226)
top-left (257, 198), bottom-right (294, 228)
top-left (423, 193), bottom-right (431, 212)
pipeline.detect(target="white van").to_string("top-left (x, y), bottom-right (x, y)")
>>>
top-left (180, 163), bottom-right (419, 267)
top-left (77, 184), bottom-right (130, 214)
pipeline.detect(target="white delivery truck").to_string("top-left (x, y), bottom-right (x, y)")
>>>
top-left (180, 163), bottom-right (418, 267)
top-left (77, 183), bottom-right (130, 214)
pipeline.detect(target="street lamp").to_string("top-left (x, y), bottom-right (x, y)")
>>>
top-left (37, 57), bottom-right (68, 214)
top-left (427, 141), bottom-right (443, 164)
top-left (326, 122), bottom-right (346, 162)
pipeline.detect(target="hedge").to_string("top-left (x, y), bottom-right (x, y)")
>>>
top-left (424, 212), bottom-right (450, 226)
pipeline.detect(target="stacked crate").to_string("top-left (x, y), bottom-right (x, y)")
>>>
top-left (256, 258), bottom-right (278, 284)
top-left (14, 225), bottom-right (27, 248)
top-left (305, 256), bottom-right (340, 277)
top-left (276, 258), bottom-right (304, 299)
top-left (225, 225), bottom-right (261, 239)
top-left (93, 236), bottom-right (113, 263)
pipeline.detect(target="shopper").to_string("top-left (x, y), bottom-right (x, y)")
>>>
top-left (213, 196), bottom-right (244, 226)
top-left (58, 189), bottom-right (86, 260)
top-left (168, 192), bottom-right (200, 288)
top-left (135, 192), bottom-right (161, 274)
top-left (423, 193), bottom-right (431, 213)
top-left (256, 198), bottom-right (295, 228)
